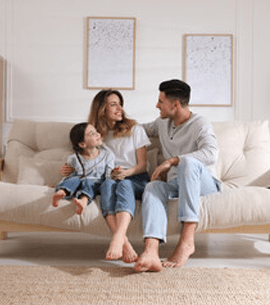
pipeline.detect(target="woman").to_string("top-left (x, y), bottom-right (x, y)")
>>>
top-left (62, 90), bottom-right (150, 263)
top-left (90, 90), bottom-right (150, 263)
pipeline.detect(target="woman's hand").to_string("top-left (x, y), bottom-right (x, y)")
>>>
top-left (60, 163), bottom-right (74, 177)
top-left (111, 166), bottom-right (129, 180)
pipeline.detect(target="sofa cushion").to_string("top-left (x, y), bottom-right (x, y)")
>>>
top-left (3, 119), bottom-right (270, 189)
top-left (212, 121), bottom-right (270, 188)
top-left (17, 156), bottom-right (63, 187)
top-left (1, 181), bottom-right (270, 237)
top-left (248, 168), bottom-right (270, 188)
top-left (3, 120), bottom-right (74, 183)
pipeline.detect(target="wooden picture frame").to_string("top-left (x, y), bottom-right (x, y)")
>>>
top-left (85, 17), bottom-right (136, 90)
top-left (183, 34), bottom-right (233, 107)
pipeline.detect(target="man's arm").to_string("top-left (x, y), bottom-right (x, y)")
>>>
top-left (151, 156), bottom-right (179, 181)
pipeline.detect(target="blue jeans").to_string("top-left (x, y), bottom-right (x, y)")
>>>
top-left (142, 157), bottom-right (219, 243)
top-left (55, 176), bottom-right (101, 204)
top-left (100, 172), bottom-right (150, 218)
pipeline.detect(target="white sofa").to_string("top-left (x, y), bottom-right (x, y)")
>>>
top-left (1, 119), bottom-right (270, 241)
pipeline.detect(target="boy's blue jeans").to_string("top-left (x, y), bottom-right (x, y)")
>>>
top-left (55, 176), bottom-right (101, 204)
top-left (100, 172), bottom-right (149, 218)
top-left (142, 157), bottom-right (219, 243)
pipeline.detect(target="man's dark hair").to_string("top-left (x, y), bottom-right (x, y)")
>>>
top-left (159, 79), bottom-right (191, 106)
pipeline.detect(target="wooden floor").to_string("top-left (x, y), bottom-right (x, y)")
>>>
top-left (0, 232), bottom-right (269, 268)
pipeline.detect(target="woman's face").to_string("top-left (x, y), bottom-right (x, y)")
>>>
top-left (105, 94), bottom-right (123, 124)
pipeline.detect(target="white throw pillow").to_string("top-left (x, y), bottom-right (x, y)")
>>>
top-left (17, 156), bottom-right (63, 187)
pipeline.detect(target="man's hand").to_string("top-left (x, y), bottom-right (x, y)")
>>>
top-left (151, 160), bottom-right (171, 181)
top-left (151, 157), bottom-right (180, 182)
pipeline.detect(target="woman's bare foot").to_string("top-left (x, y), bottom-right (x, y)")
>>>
top-left (51, 189), bottom-right (66, 207)
top-left (73, 197), bottom-right (88, 215)
top-left (105, 233), bottom-right (125, 260)
top-left (122, 239), bottom-right (138, 263)
top-left (162, 242), bottom-right (195, 268)
top-left (106, 233), bottom-right (138, 263)
top-left (133, 251), bottom-right (162, 273)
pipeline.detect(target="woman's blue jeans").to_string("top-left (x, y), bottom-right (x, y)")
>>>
top-left (55, 176), bottom-right (101, 204)
top-left (142, 157), bottom-right (219, 243)
top-left (100, 172), bottom-right (149, 218)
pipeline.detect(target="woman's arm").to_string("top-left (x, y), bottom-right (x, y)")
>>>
top-left (111, 146), bottom-right (147, 180)
top-left (60, 163), bottom-right (74, 177)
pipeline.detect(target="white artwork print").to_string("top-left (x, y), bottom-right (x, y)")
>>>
top-left (185, 35), bottom-right (233, 106)
top-left (87, 18), bottom-right (135, 89)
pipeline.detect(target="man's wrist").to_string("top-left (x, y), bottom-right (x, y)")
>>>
top-left (168, 157), bottom-right (180, 167)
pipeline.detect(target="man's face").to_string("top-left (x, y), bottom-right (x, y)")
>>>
top-left (156, 92), bottom-right (176, 119)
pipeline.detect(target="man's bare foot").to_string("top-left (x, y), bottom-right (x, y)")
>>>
top-left (133, 252), bottom-right (162, 273)
top-left (52, 189), bottom-right (66, 207)
top-left (162, 242), bottom-right (195, 268)
top-left (73, 197), bottom-right (88, 215)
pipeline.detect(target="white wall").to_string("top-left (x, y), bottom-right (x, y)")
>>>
top-left (1, 0), bottom-right (270, 142)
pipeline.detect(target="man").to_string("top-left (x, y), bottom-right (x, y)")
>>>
top-left (134, 79), bottom-right (222, 272)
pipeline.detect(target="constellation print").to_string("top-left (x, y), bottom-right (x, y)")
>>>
top-left (185, 35), bottom-right (233, 106)
top-left (87, 18), bottom-right (135, 89)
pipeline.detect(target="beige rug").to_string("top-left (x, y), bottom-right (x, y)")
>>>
top-left (1, 266), bottom-right (270, 305)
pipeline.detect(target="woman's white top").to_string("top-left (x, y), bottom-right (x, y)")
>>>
top-left (104, 124), bottom-right (151, 170)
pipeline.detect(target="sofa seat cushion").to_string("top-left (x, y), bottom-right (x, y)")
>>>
top-left (0, 181), bottom-right (112, 235)
top-left (1, 181), bottom-right (270, 237)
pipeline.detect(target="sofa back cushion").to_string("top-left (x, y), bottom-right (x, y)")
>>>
top-left (148, 120), bottom-right (270, 189)
top-left (3, 120), bottom-right (74, 184)
top-left (3, 119), bottom-right (270, 189)
top-left (212, 121), bottom-right (270, 188)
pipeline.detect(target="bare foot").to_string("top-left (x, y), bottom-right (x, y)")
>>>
top-left (105, 233), bottom-right (125, 260)
top-left (122, 239), bottom-right (138, 263)
top-left (51, 189), bottom-right (66, 207)
top-left (162, 242), bottom-right (195, 268)
top-left (73, 197), bottom-right (88, 215)
top-left (105, 233), bottom-right (138, 263)
top-left (133, 252), bottom-right (162, 273)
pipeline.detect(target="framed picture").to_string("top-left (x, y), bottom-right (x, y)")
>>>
top-left (183, 34), bottom-right (233, 107)
top-left (85, 17), bottom-right (136, 90)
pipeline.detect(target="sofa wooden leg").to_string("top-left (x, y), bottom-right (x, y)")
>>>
top-left (0, 231), bottom-right (7, 240)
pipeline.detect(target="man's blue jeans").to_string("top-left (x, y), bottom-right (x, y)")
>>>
top-left (142, 157), bottom-right (219, 243)
top-left (100, 172), bottom-right (149, 218)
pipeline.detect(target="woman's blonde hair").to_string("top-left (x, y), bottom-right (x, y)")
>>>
top-left (88, 89), bottom-right (136, 138)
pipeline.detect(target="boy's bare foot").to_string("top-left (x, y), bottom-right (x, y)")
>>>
top-left (162, 242), bottom-right (195, 268)
top-left (52, 189), bottom-right (66, 207)
top-left (73, 197), bottom-right (88, 215)
top-left (133, 251), bottom-right (162, 273)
